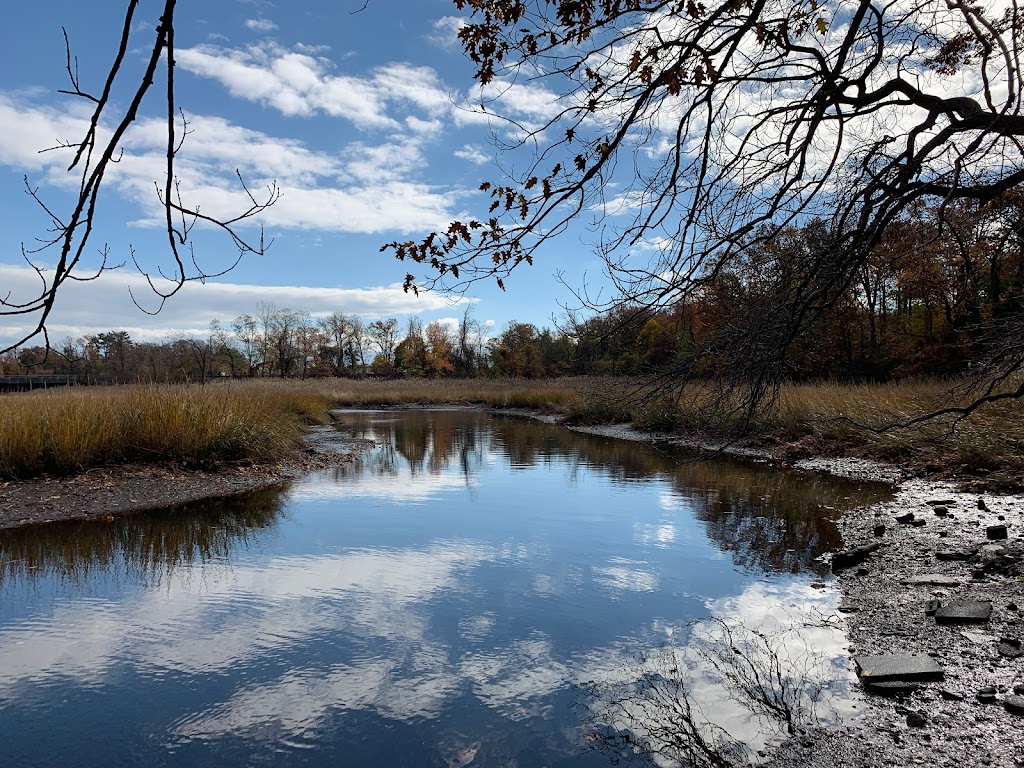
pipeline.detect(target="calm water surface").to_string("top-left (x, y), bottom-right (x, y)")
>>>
top-left (0, 411), bottom-right (891, 767)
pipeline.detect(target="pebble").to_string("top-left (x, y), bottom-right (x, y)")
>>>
top-left (986, 524), bottom-right (1008, 540)
top-left (1005, 695), bottom-right (1024, 716)
top-left (896, 512), bottom-right (915, 524)
top-left (976, 687), bottom-right (997, 703)
top-left (906, 711), bottom-right (927, 728)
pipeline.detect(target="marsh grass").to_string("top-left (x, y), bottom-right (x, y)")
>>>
top-left (633, 378), bottom-right (1024, 484)
top-left (1, 375), bottom-right (1021, 483)
top-left (0, 384), bottom-right (317, 479)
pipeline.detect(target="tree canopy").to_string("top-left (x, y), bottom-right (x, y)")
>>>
top-left (385, 0), bottom-right (1024, 420)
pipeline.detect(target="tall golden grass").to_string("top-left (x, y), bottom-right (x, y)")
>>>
top-left (0, 384), bottom-right (325, 479)
top-left (1, 376), bottom-right (1021, 483)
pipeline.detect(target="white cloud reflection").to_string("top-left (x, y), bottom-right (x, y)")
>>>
top-left (0, 542), bottom-right (855, 760)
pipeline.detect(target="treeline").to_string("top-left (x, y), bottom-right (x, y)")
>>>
top-left (0, 305), bottom-right (584, 384)
top-left (4, 196), bottom-right (1023, 385)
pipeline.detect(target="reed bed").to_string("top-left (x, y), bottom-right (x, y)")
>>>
top-left (2, 375), bottom-right (1021, 484)
top-left (0, 384), bottom-right (320, 479)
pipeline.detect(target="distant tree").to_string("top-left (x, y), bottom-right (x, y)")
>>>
top-left (367, 318), bottom-right (400, 371)
top-left (424, 320), bottom-right (455, 378)
top-left (232, 314), bottom-right (263, 376)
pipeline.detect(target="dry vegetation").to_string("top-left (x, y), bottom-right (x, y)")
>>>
top-left (1, 376), bottom-right (1021, 486)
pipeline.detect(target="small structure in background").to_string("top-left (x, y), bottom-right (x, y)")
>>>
top-left (0, 375), bottom-right (80, 393)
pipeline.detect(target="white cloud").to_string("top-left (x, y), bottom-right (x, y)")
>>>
top-left (453, 144), bottom-right (490, 165)
top-left (0, 94), bottom-right (462, 237)
top-left (176, 44), bottom-right (453, 130)
top-left (0, 264), bottom-right (469, 345)
top-left (428, 16), bottom-right (467, 49)
top-left (244, 18), bottom-right (278, 32)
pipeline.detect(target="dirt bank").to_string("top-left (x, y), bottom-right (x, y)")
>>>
top-left (0, 425), bottom-right (371, 530)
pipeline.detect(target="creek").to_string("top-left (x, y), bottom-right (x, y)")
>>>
top-left (0, 410), bottom-right (891, 767)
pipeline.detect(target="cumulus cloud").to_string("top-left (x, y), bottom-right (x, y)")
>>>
top-left (176, 43), bottom-right (453, 130)
top-left (0, 94), bottom-right (460, 236)
top-left (428, 16), bottom-right (468, 49)
top-left (0, 263), bottom-right (469, 345)
top-left (453, 144), bottom-right (490, 165)
top-left (244, 18), bottom-right (278, 32)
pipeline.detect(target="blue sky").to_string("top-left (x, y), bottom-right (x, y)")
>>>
top-left (0, 0), bottom-right (609, 346)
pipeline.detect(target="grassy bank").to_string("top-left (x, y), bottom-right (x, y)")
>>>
top-left (0, 378), bottom-right (589, 480)
top-left (627, 378), bottom-right (1024, 487)
top-left (0, 384), bottom-right (329, 479)
top-left (1, 376), bottom-right (1021, 486)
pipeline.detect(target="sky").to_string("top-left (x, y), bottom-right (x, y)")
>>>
top-left (0, 0), bottom-right (610, 347)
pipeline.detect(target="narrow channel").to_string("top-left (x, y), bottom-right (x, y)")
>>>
top-left (0, 410), bottom-right (891, 767)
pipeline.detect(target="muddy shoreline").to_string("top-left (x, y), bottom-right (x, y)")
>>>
top-left (0, 424), bottom-right (371, 530)
top-left (1, 410), bottom-right (1021, 765)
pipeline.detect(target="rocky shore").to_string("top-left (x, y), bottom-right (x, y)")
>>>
top-left (765, 477), bottom-right (1024, 767)
top-left (569, 423), bottom-right (1024, 766)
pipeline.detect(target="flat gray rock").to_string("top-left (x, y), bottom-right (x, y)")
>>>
top-left (935, 600), bottom-right (993, 624)
top-left (902, 574), bottom-right (961, 587)
top-left (935, 549), bottom-right (974, 561)
top-left (855, 654), bottom-right (944, 682)
top-left (1007, 695), bottom-right (1024, 716)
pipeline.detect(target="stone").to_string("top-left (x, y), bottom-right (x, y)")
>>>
top-left (986, 524), bottom-right (1008, 540)
top-left (978, 498), bottom-right (987, 510)
top-left (912, 518), bottom-right (927, 527)
top-left (939, 531), bottom-right (949, 538)
top-left (997, 638), bottom-right (1023, 659)
top-left (863, 679), bottom-right (919, 696)
top-left (936, 549), bottom-right (974, 561)
top-left (1005, 695), bottom-right (1024, 716)
top-left (1014, 684), bottom-right (1024, 695)
top-left (873, 524), bottom-right (886, 536)
top-left (935, 601), bottom-right (993, 624)
top-left (925, 599), bottom-right (940, 616)
top-left (977, 687), bottom-right (997, 703)
top-left (855, 654), bottom-right (944, 683)
top-left (940, 688), bottom-right (964, 701)
top-left (832, 541), bottom-right (882, 572)
top-left (961, 631), bottom-right (995, 645)
top-left (906, 711), bottom-right (927, 728)
top-left (902, 574), bottom-right (961, 587)
top-left (856, 567), bottom-right (869, 577)
top-left (896, 512), bottom-right (916, 524)
top-left (933, 506), bottom-right (949, 516)
top-left (927, 500), bottom-right (956, 506)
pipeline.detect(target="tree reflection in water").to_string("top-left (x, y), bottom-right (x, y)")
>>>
top-left (0, 487), bottom-right (286, 589)
top-left (335, 410), bottom-right (891, 575)
top-left (578, 607), bottom-right (849, 767)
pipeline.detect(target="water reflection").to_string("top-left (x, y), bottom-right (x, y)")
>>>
top-left (0, 411), bottom-right (887, 767)
top-left (579, 585), bottom-right (856, 767)
top-left (0, 487), bottom-right (286, 589)
top-left (333, 410), bottom-right (890, 575)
